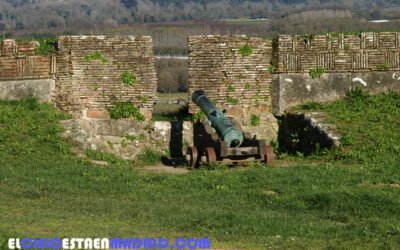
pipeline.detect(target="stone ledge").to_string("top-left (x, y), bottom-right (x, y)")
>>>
top-left (278, 112), bottom-right (341, 155)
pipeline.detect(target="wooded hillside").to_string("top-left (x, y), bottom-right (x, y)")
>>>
top-left (1, 0), bottom-right (399, 32)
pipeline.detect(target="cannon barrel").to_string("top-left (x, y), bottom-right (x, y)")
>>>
top-left (192, 90), bottom-right (244, 148)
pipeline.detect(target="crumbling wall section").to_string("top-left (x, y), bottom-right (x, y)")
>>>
top-left (0, 39), bottom-right (54, 80)
top-left (55, 36), bottom-right (157, 118)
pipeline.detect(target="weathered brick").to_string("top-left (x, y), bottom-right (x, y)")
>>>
top-left (87, 109), bottom-right (110, 119)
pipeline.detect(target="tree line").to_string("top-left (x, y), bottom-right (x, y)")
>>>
top-left (1, 0), bottom-right (399, 32)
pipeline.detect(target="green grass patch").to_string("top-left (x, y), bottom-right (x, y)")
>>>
top-left (152, 104), bottom-right (190, 121)
top-left (136, 148), bottom-right (163, 166)
top-left (157, 92), bottom-right (188, 102)
top-left (0, 92), bottom-right (399, 249)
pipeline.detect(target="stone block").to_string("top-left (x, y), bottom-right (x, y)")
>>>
top-left (87, 109), bottom-right (110, 119)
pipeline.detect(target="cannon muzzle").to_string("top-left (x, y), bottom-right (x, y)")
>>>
top-left (192, 90), bottom-right (244, 148)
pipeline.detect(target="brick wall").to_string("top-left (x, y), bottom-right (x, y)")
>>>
top-left (55, 36), bottom-right (157, 118)
top-left (0, 39), bottom-right (54, 80)
top-left (276, 32), bottom-right (400, 73)
top-left (188, 35), bottom-right (273, 115)
top-left (188, 35), bottom-right (277, 142)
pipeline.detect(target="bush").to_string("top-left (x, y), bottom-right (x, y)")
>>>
top-left (108, 101), bottom-right (145, 121)
top-left (121, 71), bottom-right (137, 86)
top-left (309, 66), bottom-right (325, 79)
top-left (35, 38), bottom-right (57, 55)
top-left (239, 44), bottom-right (253, 56)
top-left (192, 110), bottom-right (206, 122)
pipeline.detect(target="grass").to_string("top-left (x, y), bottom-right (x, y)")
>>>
top-left (152, 104), bottom-right (190, 121)
top-left (153, 93), bottom-right (190, 121)
top-left (0, 92), bottom-right (400, 249)
top-left (157, 92), bottom-right (188, 102)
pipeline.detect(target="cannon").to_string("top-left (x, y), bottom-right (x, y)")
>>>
top-left (186, 90), bottom-right (275, 167)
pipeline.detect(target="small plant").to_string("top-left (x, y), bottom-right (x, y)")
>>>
top-left (94, 83), bottom-right (100, 91)
top-left (378, 63), bottom-right (390, 71)
top-left (227, 84), bottom-right (235, 92)
top-left (138, 132), bottom-right (146, 141)
top-left (224, 49), bottom-right (232, 58)
top-left (121, 139), bottom-right (127, 149)
top-left (344, 44), bottom-right (350, 52)
top-left (121, 71), bottom-right (137, 86)
top-left (86, 149), bottom-right (125, 164)
top-left (35, 38), bottom-right (57, 55)
top-left (345, 87), bottom-right (369, 102)
top-left (84, 51), bottom-right (108, 64)
top-left (108, 101), bottom-right (145, 121)
top-left (226, 96), bottom-right (239, 105)
top-left (303, 33), bottom-right (314, 44)
top-left (138, 95), bottom-right (149, 103)
top-left (245, 83), bottom-right (251, 90)
top-left (300, 101), bottom-right (324, 110)
top-left (137, 148), bottom-right (163, 165)
top-left (250, 114), bottom-right (260, 126)
top-left (125, 134), bottom-right (136, 141)
top-left (309, 66), bottom-right (325, 79)
top-left (239, 44), bottom-right (253, 56)
top-left (192, 110), bottom-right (206, 122)
top-left (268, 64), bottom-right (275, 74)
top-left (107, 141), bottom-right (114, 150)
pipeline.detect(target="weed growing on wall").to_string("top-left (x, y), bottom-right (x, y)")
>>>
top-left (108, 101), bottom-right (145, 121)
top-left (84, 51), bottom-right (108, 64)
top-left (226, 96), bottom-right (239, 105)
top-left (192, 110), bottom-right (206, 122)
top-left (268, 64), bottom-right (275, 74)
top-left (250, 114), bottom-right (260, 126)
top-left (379, 63), bottom-right (390, 71)
top-left (121, 71), bottom-right (137, 86)
top-left (239, 44), bottom-right (253, 56)
top-left (303, 33), bottom-right (314, 44)
top-left (227, 84), bottom-right (235, 92)
top-left (125, 134), bottom-right (136, 141)
top-left (309, 66), bottom-right (325, 79)
top-left (138, 95), bottom-right (149, 103)
top-left (35, 38), bottom-right (57, 55)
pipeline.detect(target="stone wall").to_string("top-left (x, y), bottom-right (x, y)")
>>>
top-left (55, 36), bottom-right (157, 118)
top-left (0, 39), bottom-right (54, 80)
top-left (274, 32), bottom-right (400, 115)
top-left (61, 118), bottom-right (193, 160)
top-left (0, 79), bottom-right (55, 102)
top-left (188, 35), bottom-right (277, 142)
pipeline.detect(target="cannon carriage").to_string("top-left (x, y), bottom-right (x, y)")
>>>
top-left (186, 90), bottom-right (275, 167)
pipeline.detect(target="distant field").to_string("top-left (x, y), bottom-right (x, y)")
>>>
top-left (153, 92), bottom-right (189, 120)
top-left (222, 18), bottom-right (268, 24)
top-left (156, 92), bottom-right (188, 102)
